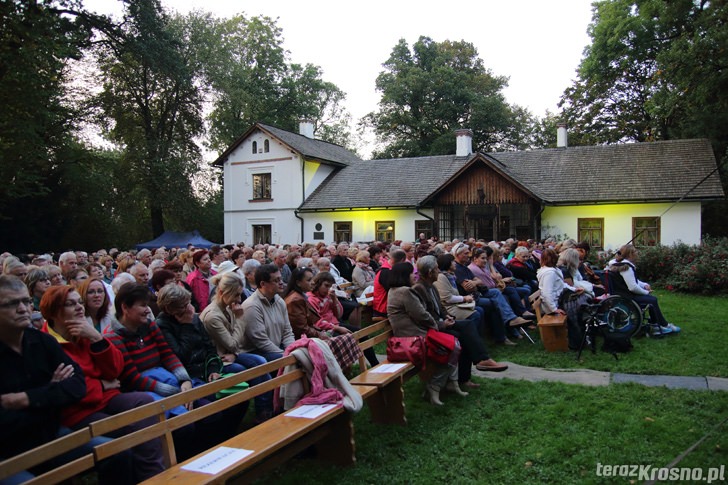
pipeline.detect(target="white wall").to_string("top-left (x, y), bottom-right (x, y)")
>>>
top-left (225, 209), bottom-right (302, 246)
top-left (223, 129), bottom-right (304, 211)
top-left (222, 128), bottom-right (306, 243)
top-left (301, 209), bottom-right (434, 243)
top-left (541, 202), bottom-right (702, 249)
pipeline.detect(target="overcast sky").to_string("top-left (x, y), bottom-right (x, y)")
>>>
top-left (85, 0), bottom-right (595, 156)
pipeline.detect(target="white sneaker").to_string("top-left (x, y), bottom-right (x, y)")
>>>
top-left (664, 323), bottom-right (681, 333)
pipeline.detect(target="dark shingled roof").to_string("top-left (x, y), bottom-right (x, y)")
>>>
top-left (490, 138), bottom-right (724, 204)
top-left (213, 123), bottom-right (362, 167)
top-left (258, 124), bottom-right (361, 166)
top-left (300, 138), bottom-right (723, 210)
top-left (300, 155), bottom-right (469, 210)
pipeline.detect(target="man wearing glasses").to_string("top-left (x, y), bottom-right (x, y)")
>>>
top-left (0, 275), bottom-right (85, 482)
top-left (241, 264), bottom-right (294, 362)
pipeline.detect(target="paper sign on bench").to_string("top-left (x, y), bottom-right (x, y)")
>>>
top-left (370, 363), bottom-right (408, 373)
top-left (285, 404), bottom-right (337, 419)
top-left (180, 446), bottom-right (253, 475)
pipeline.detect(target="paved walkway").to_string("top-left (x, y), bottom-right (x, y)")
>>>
top-left (374, 354), bottom-right (728, 391)
top-left (471, 362), bottom-right (728, 391)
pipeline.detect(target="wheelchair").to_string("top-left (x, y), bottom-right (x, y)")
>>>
top-left (576, 295), bottom-right (643, 360)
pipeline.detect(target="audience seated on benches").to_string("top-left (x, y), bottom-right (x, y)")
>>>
top-left (40, 285), bottom-right (164, 482)
top-left (387, 262), bottom-right (464, 406)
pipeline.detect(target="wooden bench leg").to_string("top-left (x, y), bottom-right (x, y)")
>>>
top-left (315, 412), bottom-right (356, 466)
top-left (366, 377), bottom-right (407, 426)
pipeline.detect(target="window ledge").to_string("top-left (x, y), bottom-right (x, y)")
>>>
top-left (249, 198), bottom-right (274, 203)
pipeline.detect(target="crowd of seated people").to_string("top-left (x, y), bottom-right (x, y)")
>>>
top-left (0, 235), bottom-right (683, 481)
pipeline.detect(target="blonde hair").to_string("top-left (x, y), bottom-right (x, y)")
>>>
top-left (212, 272), bottom-right (244, 302)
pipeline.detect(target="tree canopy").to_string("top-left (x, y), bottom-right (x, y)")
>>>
top-left (364, 36), bottom-right (535, 159)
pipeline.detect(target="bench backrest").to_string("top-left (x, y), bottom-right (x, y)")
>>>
top-left (352, 319), bottom-right (391, 370)
top-left (90, 354), bottom-right (302, 468)
top-left (0, 428), bottom-right (95, 484)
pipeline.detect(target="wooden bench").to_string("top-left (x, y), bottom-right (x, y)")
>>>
top-left (72, 354), bottom-right (373, 484)
top-left (350, 320), bottom-right (419, 425)
top-left (0, 428), bottom-right (95, 484)
top-left (532, 295), bottom-right (569, 352)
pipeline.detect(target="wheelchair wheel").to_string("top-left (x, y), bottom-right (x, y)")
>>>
top-left (596, 296), bottom-right (642, 338)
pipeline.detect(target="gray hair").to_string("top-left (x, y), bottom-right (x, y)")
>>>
top-left (514, 246), bottom-right (530, 257)
top-left (316, 257), bottom-right (331, 269)
top-left (416, 255), bottom-right (438, 277)
top-left (156, 284), bottom-right (191, 314)
top-left (58, 251), bottom-right (76, 264)
top-left (148, 259), bottom-right (166, 273)
top-left (242, 258), bottom-right (261, 276)
top-left (297, 257), bottom-right (314, 269)
top-left (0, 274), bottom-right (27, 293)
top-left (2, 256), bottom-right (24, 275)
top-left (557, 248), bottom-right (580, 273)
top-left (111, 272), bottom-right (136, 294)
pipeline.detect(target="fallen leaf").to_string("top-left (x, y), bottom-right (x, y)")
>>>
top-left (644, 417), bottom-right (654, 422)
top-left (525, 461), bottom-right (533, 467)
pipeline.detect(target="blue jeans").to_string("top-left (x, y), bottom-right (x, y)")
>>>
top-left (476, 289), bottom-right (516, 341)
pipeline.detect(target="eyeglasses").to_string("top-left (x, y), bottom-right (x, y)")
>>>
top-left (64, 299), bottom-right (83, 307)
top-left (0, 298), bottom-right (32, 309)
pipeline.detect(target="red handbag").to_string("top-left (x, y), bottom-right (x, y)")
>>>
top-left (426, 329), bottom-right (461, 366)
top-left (386, 336), bottom-right (426, 368)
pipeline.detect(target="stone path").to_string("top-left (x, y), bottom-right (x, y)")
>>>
top-left (471, 362), bottom-right (728, 391)
top-left (374, 354), bottom-right (728, 391)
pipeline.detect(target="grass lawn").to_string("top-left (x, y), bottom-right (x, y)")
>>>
top-left (259, 291), bottom-right (727, 484)
top-left (488, 290), bottom-right (728, 377)
top-left (259, 378), bottom-right (728, 484)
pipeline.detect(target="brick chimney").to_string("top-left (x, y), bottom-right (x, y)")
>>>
top-left (299, 120), bottom-right (314, 139)
top-left (557, 123), bottom-right (568, 148)
top-left (455, 129), bottom-right (473, 157)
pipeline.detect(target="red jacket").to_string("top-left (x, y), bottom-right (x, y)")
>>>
top-left (372, 258), bottom-right (392, 315)
top-left (43, 323), bottom-right (125, 427)
top-left (186, 269), bottom-right (217, 310)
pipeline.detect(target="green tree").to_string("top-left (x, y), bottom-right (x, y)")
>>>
top-left (559, 0), bottom-right (728, 236)
top-left (0, 0), bottom-right (118, 251)
top-left (363, 36), bottom-right (528, 159)
top-left (189, 13), bottom-right (353, 152)
top-left (94, 0), bottom-right (204, 238)
top-left (560, 0), bottom-right (728, 151)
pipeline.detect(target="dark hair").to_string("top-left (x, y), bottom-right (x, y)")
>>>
top-left (575, 241), bottom-right (591, 252)
top-left (150, 269), bottom-right (175, 291)
top-left (114, 283), bottom-right (151, 319)
top-left (390, 249), bottom-right (407, 264)
top-left (311, 271), bottom-right (336, 293)
top-left (472, 248), bottom-right (486, 259)
top-left (230, 248), bottom-right (244, 261)
top-left (283, 267), bottom-right (313, 298)
top-left (437, 253), bottom-right (455, 272)
top-left (483, 246), bottom-right (494, 257)
top-left (368, 246), bottom-right (382, 258)
top-left (541, 248), bottom-right (558, 267)
top-left (209, 245), bottom-right (222, 257)
top-left (254, 263), bottom-right (280, 287)
top-left (163, 260), bottom-right (183, 272)
top-left (389, 262), bottom-right (414, 288)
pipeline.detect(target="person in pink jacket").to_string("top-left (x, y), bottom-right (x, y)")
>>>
top-left (185, 249), bottom-right (217, 310)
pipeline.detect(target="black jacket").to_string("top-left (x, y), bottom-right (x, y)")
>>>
top-left (0, 328), bottom-right (86, 458)
top-left (156, 312), bottom-right (218, 381)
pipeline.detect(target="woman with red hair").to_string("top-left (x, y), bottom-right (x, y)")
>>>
top-left (40, 286), bottom-right (164, 482)
top-left (185, 249), bottom-right (216, 310)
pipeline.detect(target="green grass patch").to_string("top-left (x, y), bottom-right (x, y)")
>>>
top-left (490, 291), bottom-right (728, 377)
top-left (259, 378), bottom-right (728, 484)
